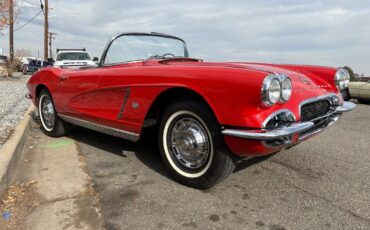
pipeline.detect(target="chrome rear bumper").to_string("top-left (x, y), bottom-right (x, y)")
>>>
top-left (222, 101), bottom-right (356, 140)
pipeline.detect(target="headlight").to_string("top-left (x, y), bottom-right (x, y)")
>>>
top-left (280, 75), bottom-right (292, 102)
top-left (261, 74), bottom-right (292, 106)
top-left (261, 74), bottom-right (281, 106)
top-left (335, 68), bottom-right (350, 90)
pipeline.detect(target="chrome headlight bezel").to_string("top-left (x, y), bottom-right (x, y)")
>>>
top-left (261, 73), bottom-right (292, 106)
top-left (261, 74), bottom-right (282, 106)
top-left (335, 68), bottom-right (350, 90)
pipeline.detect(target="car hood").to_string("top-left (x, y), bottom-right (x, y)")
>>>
top-left (160, 60), bottom-right (338, 96)
top-left (164, 60), bottom-right (333, 76)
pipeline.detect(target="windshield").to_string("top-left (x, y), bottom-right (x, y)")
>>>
top-left (57, 52), bottom-right (91, 61)
top-left (104, 35), bottom-right (188, 65)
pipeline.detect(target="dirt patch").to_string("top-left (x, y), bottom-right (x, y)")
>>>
top-left (0, 181), bottom-right (42, 230)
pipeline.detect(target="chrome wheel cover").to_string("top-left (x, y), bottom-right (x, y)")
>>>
top-left (40, 96), bottom-right (55, 130)
top-left (169, 117), bottom-right (210, 169)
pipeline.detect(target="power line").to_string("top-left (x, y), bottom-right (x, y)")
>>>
top-left (0, 9), bottom-right (43, 37)
top-left (14, 10), bottom-right (43, 32)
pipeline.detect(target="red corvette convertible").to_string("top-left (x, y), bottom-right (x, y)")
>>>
top-left (26, 32), bottom-right (355, 189)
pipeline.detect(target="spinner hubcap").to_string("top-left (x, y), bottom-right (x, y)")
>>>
top-left (169, 117), bottom-right (210, 169)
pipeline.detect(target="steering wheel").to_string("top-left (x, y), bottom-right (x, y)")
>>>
top-left (162, 53), bottom-right (176, 58)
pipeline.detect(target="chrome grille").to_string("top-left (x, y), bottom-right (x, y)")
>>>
top-left (300, 100), bottom-right (330, 122)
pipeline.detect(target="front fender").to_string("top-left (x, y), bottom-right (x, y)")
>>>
top-left (26, 68), bottom-right (64, 108)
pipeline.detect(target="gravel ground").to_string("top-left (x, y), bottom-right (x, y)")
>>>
top-left (0, 74), bottom-right (31, 149)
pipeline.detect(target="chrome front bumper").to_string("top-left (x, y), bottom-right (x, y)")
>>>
top-left (222, 101), bottom-right (356, 140)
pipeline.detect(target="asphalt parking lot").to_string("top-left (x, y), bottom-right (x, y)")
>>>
top-left (71, 102), bottom-right (370, 230)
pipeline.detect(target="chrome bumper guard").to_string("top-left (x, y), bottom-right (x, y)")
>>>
top-left (222, 102), bottom-right (356, 140)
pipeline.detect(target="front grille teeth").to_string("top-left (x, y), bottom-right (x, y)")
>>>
top-left (117, 88), bottom-right (131, 120)
top-left (300, 100), bottom-right (330, 122)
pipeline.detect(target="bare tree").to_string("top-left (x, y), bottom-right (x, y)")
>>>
top-left (0, 0), bottom-right (23, 77)
top-left (0, 0), bottom-right (21, 34)
top-left (0, 1), bottom-right (9, 32)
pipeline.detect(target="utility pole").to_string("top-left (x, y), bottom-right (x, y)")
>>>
top-left (48, 32), bottom-right (56, 59)
top-left (43, 0), bottom-right (48, 60)
top-left (9, 0), bottom-right (14, 64)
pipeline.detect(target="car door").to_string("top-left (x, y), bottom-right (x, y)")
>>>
top-left (358, 80), bottom-right (370, 99)
top-left (95, 35), bottom-right (153, 134)
top-left (348, 82), bottom-right (362, 98)
top-left (97, 61), bottom-right (146, 134)
top-left (54, 67), bottom-right (101, 119)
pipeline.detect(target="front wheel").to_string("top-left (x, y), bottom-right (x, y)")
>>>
top-left (38, 89), bottom-right (70, 137)
top-left (158, 100), bottom-right (235, 189)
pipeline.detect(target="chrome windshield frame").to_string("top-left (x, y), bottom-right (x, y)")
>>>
top-left (99, 32), bottom-right (189, 67)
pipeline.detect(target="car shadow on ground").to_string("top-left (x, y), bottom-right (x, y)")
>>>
top-left (31, 109), bottom-right (274, 183)
top-left (30, 112), bottom-right (173, 180)
top-left (68, 126), bottom-right (174, 180)
top-left (68, 125), bottom-right (271, 180)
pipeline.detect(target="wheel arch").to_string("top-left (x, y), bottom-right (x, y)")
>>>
top-left (35, 84), bottom-right (57, 112)
top-left (35, 84), bottom-right (50, 100)
top-left (144, 87), bottom-right (220, 125)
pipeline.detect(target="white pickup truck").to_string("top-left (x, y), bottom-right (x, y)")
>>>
top-left (53, 49), bottom-right (97, 68)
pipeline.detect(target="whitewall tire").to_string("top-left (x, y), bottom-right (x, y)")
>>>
top-left (38, 89), bottom-right (70, 137)
top-left (158, 100), bottom-right (235, 189)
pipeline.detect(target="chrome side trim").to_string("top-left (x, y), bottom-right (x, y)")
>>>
top-left (59, 114), bottom-right (140, 142)
top-left (222, 122), bottom-right (314, 140)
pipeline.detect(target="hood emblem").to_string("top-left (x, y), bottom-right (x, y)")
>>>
top-left (298, 76), bottom-right (311, 84)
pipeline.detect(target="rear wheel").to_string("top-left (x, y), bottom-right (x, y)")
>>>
top-left (158, 100), bottom-right (235, 189)
top-left (38, 89), bottom-right (70, 137)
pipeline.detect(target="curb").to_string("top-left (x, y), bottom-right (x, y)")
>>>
top-left (0, 105), bottom-right (34, 198)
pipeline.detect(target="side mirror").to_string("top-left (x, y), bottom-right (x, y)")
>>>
top-left (93, 57), bottom-right (99, 62)
top-left (47, 58), bottom-right (55, 63)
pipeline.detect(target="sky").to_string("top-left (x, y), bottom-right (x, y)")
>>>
top-left (1, 0), bottom-right (369, 74)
